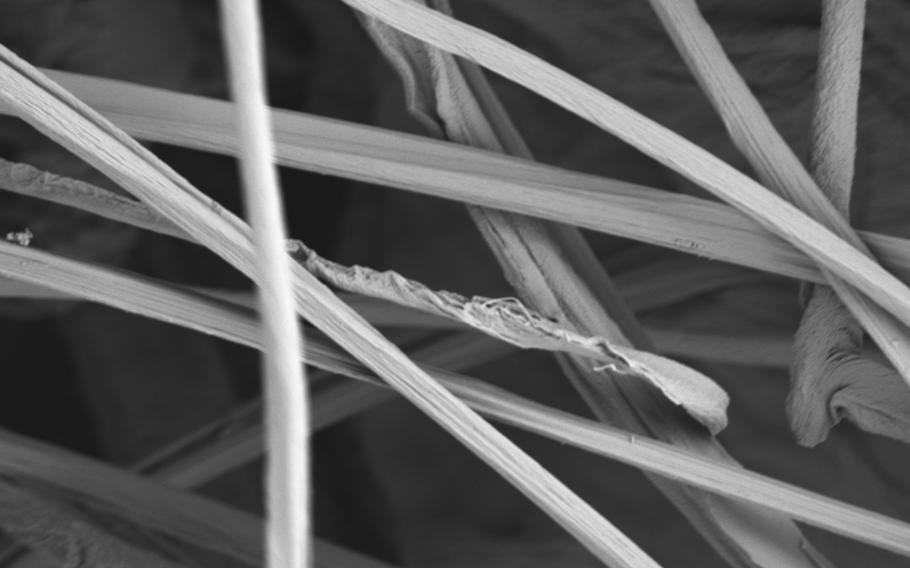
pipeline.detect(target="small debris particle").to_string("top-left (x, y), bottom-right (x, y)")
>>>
top-left (5, 229), bottom-right (33, 247)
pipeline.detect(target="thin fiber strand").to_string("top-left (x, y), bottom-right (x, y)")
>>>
top-left (219, 1), bottom-right (309, 566)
